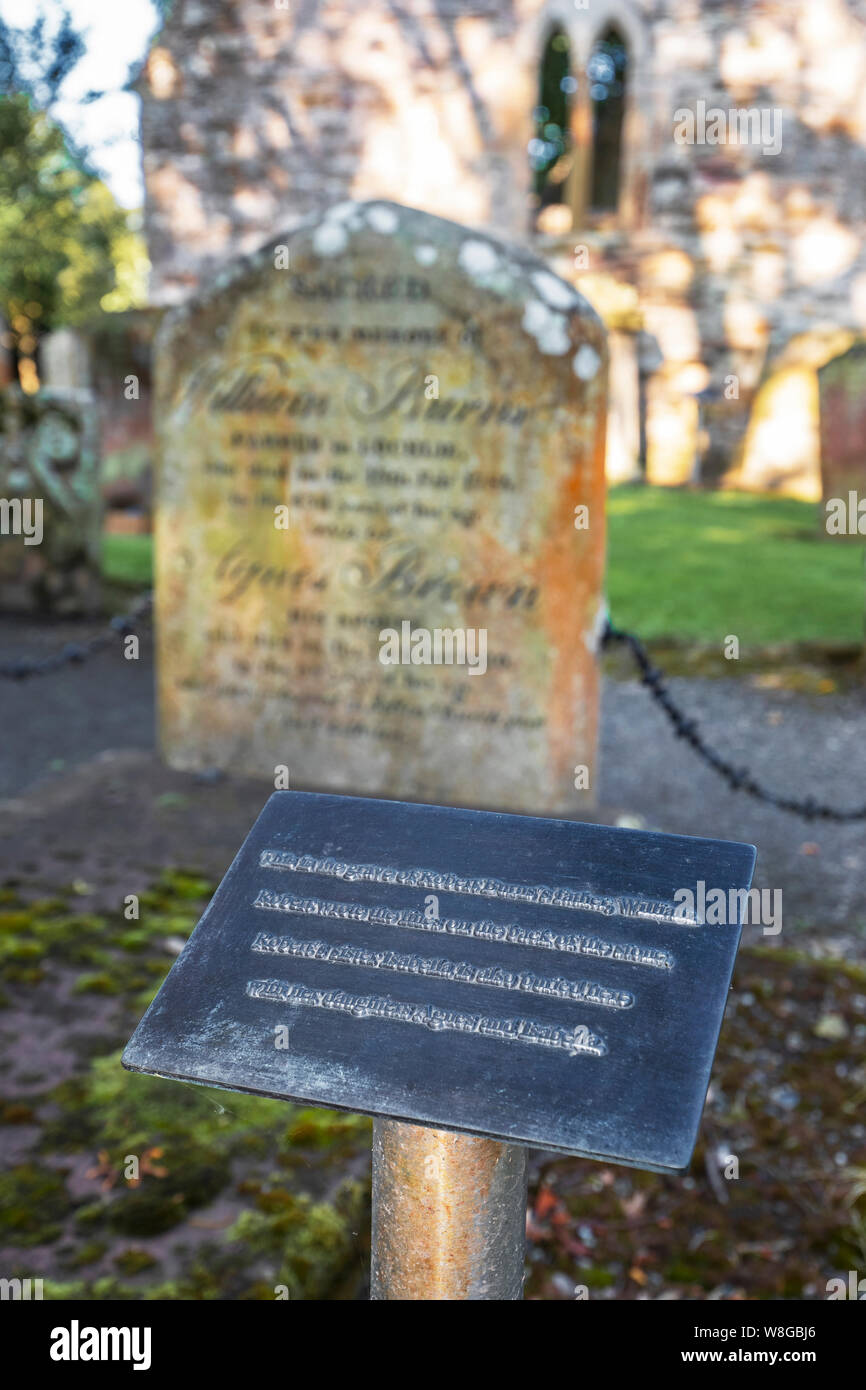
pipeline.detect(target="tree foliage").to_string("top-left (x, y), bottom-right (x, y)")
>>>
top-left (0, 9), bottom-right (148, 381)
top-left (0, 95), bottom-right (143, 346)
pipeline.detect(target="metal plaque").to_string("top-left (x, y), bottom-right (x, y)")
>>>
top-left (123, 792), bottom-right (756, 1174)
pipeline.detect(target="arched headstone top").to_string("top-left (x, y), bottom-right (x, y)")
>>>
top-left (160, 200), bottom-right (604, 357)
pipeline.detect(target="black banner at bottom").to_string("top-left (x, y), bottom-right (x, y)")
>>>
top-left (7, 1293), bottom-right (857, 1376)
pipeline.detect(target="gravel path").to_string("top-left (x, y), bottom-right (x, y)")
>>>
top-left (600, 674), bottom-right (866, 945)
top-left (1, 615), bottom-right (864, 950)
top-left (0, 615), bottom-right (155, 797)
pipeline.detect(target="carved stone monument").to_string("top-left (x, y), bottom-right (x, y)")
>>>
top-left (155, 201), bottom-right (607, 813)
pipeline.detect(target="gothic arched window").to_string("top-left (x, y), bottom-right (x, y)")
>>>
top-left (530, 27), bottom-right (577, 217)
top-left (588, 27), bottom-right (627, 213)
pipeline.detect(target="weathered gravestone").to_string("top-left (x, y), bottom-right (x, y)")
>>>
top-left (156, 201), bottom-right (607, 813)
top-left (818, 341), bottom-right (866, 530)
top-left (0, 387), bottom-right (101, 614)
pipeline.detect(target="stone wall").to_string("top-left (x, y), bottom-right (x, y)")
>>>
top-left (138, 0), bottom-right (866, 495)
top-left (138, 0), bottom-right (530, 303)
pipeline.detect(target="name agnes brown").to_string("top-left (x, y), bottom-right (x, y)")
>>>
top-left (214, 541), bottom-right (539, 609)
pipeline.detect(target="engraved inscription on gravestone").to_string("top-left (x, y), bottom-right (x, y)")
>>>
top-left (155, 201), bottom-right (607, 813)
top-left (123, 792), bottom-right (756, 1175)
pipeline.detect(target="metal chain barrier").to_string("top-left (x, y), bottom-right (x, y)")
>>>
top-left (602, 617), bottom-right (866, 823)
top-left (0, 594), bottom-right (863, 821)
top-left (0, 593), bottom-right (153, 681)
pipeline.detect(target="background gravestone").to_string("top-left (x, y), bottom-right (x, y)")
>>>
top-left (156, 201), bottom-right (607, 815)
top-left (818, 342), bottom-right (866, 521)
top-left (0, 386), bottom-right (101, 615)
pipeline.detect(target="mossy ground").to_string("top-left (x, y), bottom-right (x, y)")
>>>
top-left (0, 872), bottom-right (863, 1299)
top-left (0, 872), bottom-right (371, 1299)
top-left (524, 947), bottom-right (866, 1299)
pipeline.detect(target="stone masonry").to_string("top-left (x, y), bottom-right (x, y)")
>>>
top-left (138, 0), bottom-right (866, 495)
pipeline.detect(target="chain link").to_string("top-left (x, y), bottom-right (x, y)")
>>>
top-left (0, 593), bottom-right (153, 681)
top-left (1, 598), bottom-right (862, 821)
top-left (603, 618), bottom-right (866, 822)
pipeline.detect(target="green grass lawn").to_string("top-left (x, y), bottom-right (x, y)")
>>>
top-left (101, 533), bottom-right (154, 590)
top-left (101, 489), bottom-right (866, 647)
top-left (606, 487), bottom-right (865, 647)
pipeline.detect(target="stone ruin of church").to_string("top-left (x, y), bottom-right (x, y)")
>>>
top-left (133, 0), bottom-right (866, 499)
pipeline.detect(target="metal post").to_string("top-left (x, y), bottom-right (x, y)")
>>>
top-left (371, 1118), bottom-right (527, 1300)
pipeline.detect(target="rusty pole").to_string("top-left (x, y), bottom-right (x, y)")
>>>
top-left (370, 1118), bottom-right (527, 1300)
